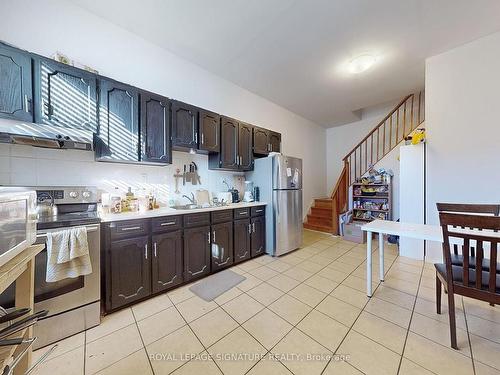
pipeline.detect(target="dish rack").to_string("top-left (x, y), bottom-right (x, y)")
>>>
top-left (351, 182), bottom-right (392, 222)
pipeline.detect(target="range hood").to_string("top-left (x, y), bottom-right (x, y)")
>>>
top-left (0, 118), bottom-right (93, 151)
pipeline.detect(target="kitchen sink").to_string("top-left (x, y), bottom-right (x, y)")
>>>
top-left (171, 204), bottom-right (202, 210)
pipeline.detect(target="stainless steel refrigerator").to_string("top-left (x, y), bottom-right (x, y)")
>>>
top-left (248, 155), bottom-right (303, 256)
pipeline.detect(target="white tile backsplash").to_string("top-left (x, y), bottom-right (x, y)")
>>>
top-left (0, 144), bottom-right (244, 205)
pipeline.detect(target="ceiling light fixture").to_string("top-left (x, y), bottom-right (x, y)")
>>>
top-left (348, 54), bottom-right (377, 74)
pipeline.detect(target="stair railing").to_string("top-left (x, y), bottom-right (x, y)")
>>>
top-left (342, 91), bottom-right (425, 185)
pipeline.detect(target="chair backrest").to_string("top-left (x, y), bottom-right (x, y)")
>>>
top-left (436, 203), bottom-right (500, 256)
top-left (439, 212), bottom-right (500, 299)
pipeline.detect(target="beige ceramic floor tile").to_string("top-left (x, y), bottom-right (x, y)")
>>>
top-left (317, 267), bottom-right (350, 283)
top-left (246, 357), bottom-right (293, 374)
top-left (253, 254), bottom-right (276, 265)
top-left (248, 265), bottom-right (279, 281)
top-left (364, 297), bottom-right (412, 328)
top-left (222, 293), bottom-right (264, 323)
top-left (398, 358), bottom-right (434, 375)
top-left (322, 359), bottom-right (363, 374)
top-left (176, 295), bottom-right (218, 322)
top-left (338, 330), bottom-right (400, 375)
top-left (266, 259), bottom-right (294, 273)
top-left (342, 274), bottom-right (378, 293)
top-left (31, 346), bottom-right (84, 375)
top-left (189, 307), bottom-right (238, 347)
top-left (470, 334), bottom-right (500, 371)
top-left (269, 294), bottom-right (312, 325)
top-left (310, 242), bottom-right (331, 250)
top-left (467, 314), bottom-right (500, 344)
top-left (352, 311), bottom-right (407, 354)
top-left (137, 305), bottom-right (186, 345)
top-left (288, 283), bottom-right (327, 307)
top-left (95, 349), bottom-right (153, 375)
top-left (208, 327), bottom-right (267, 375)
top-left (243, 308), bottom-right (293, 349)
top-left (404, 332), bottom-right (474, 375)
top-left (414, 297), bottom-right (467, 330)
top-left (303, 274), bottom-right (339, 294)
top-left (246, 282), bottom-right (284, 306)
top-left (167, 284), bottom-right (196, 304)
top-left (316, 296), bottom-right (361, 327)
top-left (170, 353), bottom-right (222, 375)
top-left (279, 254), bottom-right (304, 266)
top-left (271, 328), bottom-right (331, 375)
top-left (383, 278), bottom-right (419, 295)
top-left (410, 312), bottom-right (470, 356)
top-left (236, 274), bottom-right (264, 291)
top-left (307, 255), bottom-right (333, 266)
top-left (297, 310), bottom-right (349, 352)
top-left (475, 361), bottom-right (500, 375)
top-left (387, 269), bottom-right (422, 283)
top-left (267, 274), bottom-right (301, 292)
top-left (330, 285), bottom-right (369, 309)
top-left (295, 260), bottom-right (324, 273)
top-left (237, 259), bottom-right (264, 272)
top-left (371, 285), bottom-right (415, 310)
top-left (464, 297), bottom-right (500, 324)
top-left (213, 286), bottom-right (243, 305)
top-left (85, 324), bottom-right (144, 375)
top-left (283, 266), bottom-right (313, 282)
top-left (147, 325), bottom-right (204, 374)
top-left (86, 308), bottom-right (135, 343)
top-left (131, 294), bottom-right (173, 321)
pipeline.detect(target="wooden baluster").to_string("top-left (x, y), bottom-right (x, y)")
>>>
top-left (396, 108), bottom-right (400, 144)
top-left (410, 94), bottom-right (414, 131)
top-left (389, 115), bottom-right (392, 150)
top-left (402, 101), bottom-right (407, 138)
top-left (370, 133), bottom-right (373, 166)
top-left (383, 120), bottom-right (386, 158)
top-left (463, 238), bottom-right (469, 286)
top-left (354, 150), bottom-right (357, 182)
top-left (476, 240), bottom-right (483, 289)
top-left (490, 241), bottom-right (497, 293)
top-left (364, 141), bottom-right (367, 174)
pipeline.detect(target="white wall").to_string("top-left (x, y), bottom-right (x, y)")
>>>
top-left (0, 0), bottom-right (326, 213)
top-left (425, 31), bottom-right (500, 261)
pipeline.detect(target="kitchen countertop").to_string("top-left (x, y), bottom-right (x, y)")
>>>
top-left (99, 201), bottom-right (268, 222)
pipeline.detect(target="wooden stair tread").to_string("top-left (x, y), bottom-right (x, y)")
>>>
top-left (303, 222), bottom-right (335, 233)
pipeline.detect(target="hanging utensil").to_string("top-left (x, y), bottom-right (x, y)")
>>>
top-left (2, 337), bottom-right (36, 375)
top-left (0, 309), bottom-right (31, 325)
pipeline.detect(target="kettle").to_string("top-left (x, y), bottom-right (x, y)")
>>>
top-left (36, 194), bottom-right (58, 219)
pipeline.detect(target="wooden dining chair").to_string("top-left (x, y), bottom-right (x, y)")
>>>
top-left (435, 212), bottom-right (500, 349)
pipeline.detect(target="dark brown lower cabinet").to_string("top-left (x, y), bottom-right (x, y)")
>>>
top-left (184, 226), bottom-right (211, 281)
top-left (152, 230), bottom-right (183, 293)
top-left (109, 235), bottom-right (150, 310)
top-left (251, 216), bottom-right (266, 257)
top-left (233, 219), bottom-right (251, 263)
top-left (211, 221), bottom-right (233, 271)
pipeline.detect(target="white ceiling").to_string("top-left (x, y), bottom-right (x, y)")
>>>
top-left (69, 0), bottom-right (500, 127)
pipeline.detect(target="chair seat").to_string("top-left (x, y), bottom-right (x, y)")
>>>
top-left (435, 263), bottom-right (500, 292)
top-left (451, 254), bottom-right (500, 273)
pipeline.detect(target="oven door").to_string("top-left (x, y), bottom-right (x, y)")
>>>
top-left (34, 224), bottom-right (100, 316)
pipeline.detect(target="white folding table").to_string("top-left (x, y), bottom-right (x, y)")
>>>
top-left (361, 220), bottom-right (443, 297)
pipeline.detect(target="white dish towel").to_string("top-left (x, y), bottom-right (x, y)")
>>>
top-left (46, 227), bottom-right (93, 282)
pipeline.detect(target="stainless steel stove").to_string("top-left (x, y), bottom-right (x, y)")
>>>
top-left (0, 186), bottom-right (101, 349)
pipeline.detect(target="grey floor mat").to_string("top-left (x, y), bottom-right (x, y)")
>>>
top-left (189, 269), bottom-right (246, 302)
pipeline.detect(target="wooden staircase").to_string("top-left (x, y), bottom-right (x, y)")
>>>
top-left (304, 91), bottom-right (425, 234)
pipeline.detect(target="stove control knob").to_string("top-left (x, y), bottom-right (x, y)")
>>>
top-left (69, 191), bottom-right (79, 199)
top-left (82, 191), bottom-right (91, 199)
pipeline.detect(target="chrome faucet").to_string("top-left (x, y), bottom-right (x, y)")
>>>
top-left (182, 192), bottom-right (196, 205)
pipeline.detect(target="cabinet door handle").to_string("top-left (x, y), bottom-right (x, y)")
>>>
top-left (154, 242), bottom-right (157, 257)
top-left (239, 211), bottom-right (247, 215)
top-left (252, 223), bottom-right (255, 233)
top-left (195, 132), bottom-right (198, 144)
top-left (121, 226), bottom-right (141, 231)
top-left (212, 230), bottom-right (216, 243)
top-left (248, 223), bottom-right (252, 234)
top-left (160, 221), bottom-right (176, 226)
top-left (256, 209), bottom-right (263, 213)
top-left (24, 95), bottom-right (29, 113)
top-left (145, 244), bottom-right (148, 259)
top-left (207, 232), bottom-right (211, 243)
top-left (201, 133), bottom-right (204, 145)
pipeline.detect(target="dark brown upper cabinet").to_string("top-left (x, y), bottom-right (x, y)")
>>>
top-left (253, 127), bottom-right (269, 155)
top-left (211, 221), bottom-right (233, 272)
top-left (238, 122), bottom-right (253, 170)
top-left (97, 79), bottom-right (139, 162)
top-left (171, 100), bottom-right (198, 150)
top-left (151, 230), bottom-right (183, 293)
top-left (0, 44), bottom-right (33, 122)
top-left (108, 235), bottom-right (150, 310)
top-left (269, 131), bottom-right (281, 153)
top-left (217, 116), bottom-right (239, 169)
top-left (140, 91), bottom-right (171, 164)
top-left (198, 109), bottom-right (220, 153)
top-left (34, 57), bottom-right (98, 132)
top-left (183, 225), bottom-right (211, 281)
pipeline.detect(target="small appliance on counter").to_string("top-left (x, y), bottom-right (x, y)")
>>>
top-left (243, 181), bottom-right (254, 202)
top-left (221, 179), bottom-right (240, 203)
